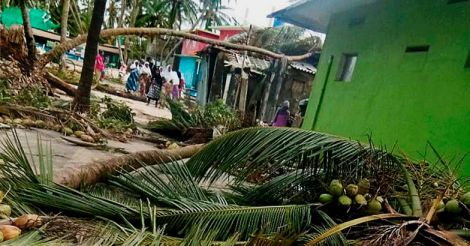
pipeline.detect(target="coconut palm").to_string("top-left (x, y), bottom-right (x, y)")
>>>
top-left (73, 0), bottom-right (107, 112)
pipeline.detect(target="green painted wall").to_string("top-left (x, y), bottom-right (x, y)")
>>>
top-left (303, 0), bottom-right (470, 173)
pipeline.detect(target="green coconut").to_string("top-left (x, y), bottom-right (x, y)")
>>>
top-left (445, 199), bottom-right (462, 214)
top-left (74, 131), bottom-right (85, 138)
top-left (354, 194), bottom-right (367, 206)
top-left (345, 184), bottom-right (359, 197)
top-left (329, 180), bottom-right (343, 197)
top-left (34, 120), bottom-right (46, 128)
top-left (338, 195), bottom-right (352, 206)
top-left (357, 178), bottom-right (370, 195)
top-left (63, 127), bottom-right (73, 136)
top-left (367, 199), bottom-right (382, 213)
top-left (319, 193), bottom-right (334, 204)
top-left (460, 192), bottom-right (470, 206)
top-left (0, 205), bottom-right (11, 217)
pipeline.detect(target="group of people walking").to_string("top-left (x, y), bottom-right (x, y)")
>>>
top-left (125, 59), bottom-right (185, 107)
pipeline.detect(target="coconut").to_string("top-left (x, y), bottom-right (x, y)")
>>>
top-left (354, 194), bottom-right (367, 206)
top-left (345, 184), bottom-right (359, 197)
top-left (34, 120), bottom-right (46, 128)
top-left (63, 127), bottom-right (73, 136)
top-left (367, 199), bottom-right (382, 213)
top-left (0, 230), bottom-right (3, 242)
top-left (80, 134), bottom-right (95, 143)
top-left (461, 192), bottom-right (470, 206)
top-left (0, 225), bottom-right (20, 240)
top-left (329, 180), bottom-right (343, 197)
top-left (319, 193), bottom-right (334, 203)
top-left (12, 119), bottom-right (22, 125)
top-left (0, 205), bottom-right (11, 217)
top-left (74, 131), bottom-right (85, 138)
top-left (338, 195), bottom-right (352, 206)
top-left (437, 200), bottom-right (446, 213)
top-left (357, 178), bottom-right (370, 195)
top-left (445, 199), bottom-right (462, 214)
top-left (13, 214), bottom-right (42, 229)
top-left (22, 119), bottom-right (34, 127)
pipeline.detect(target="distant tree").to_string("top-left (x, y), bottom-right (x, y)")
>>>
top-left (73, 0), bottom-right (107, 112)
top-left (18, 0), bottom-right (36, 72)
top-left (59, 0), bottom-right (70, 72)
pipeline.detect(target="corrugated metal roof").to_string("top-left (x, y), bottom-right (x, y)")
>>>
top-left (224, 53), bottom-right (271, 73)
top-left (268, 0), bottom-right (377, 33)
top-left (290, 62), bottom-right (317, 74)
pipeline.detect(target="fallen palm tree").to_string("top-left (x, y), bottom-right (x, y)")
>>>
top-left (0, 128), bottom-right (468, 244)
top-left (55, 143), bottom-right (203, 189)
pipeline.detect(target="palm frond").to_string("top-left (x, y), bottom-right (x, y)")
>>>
top-left (0, 230), bottom-right (62, 246)
top-left (301, 210), bottom-right (349, 246)
top-left (186, 128), bottom-right (401, 186)
top-left (110, 162), bottom-right (220, 210)
top-left (304, 213), bottom-right (409, 246)
top-left (19, 184), bottom-right (141, 218)
top-left (229, 170), bottom-right (316, 205)
top-left (157, 204), bottom-right (311, 239)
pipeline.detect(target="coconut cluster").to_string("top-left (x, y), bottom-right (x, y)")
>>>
top-left (318, 179), bottom-right (384, 214)
top-left (0, 116), bottom-right (99, 143)
top-left (0, 191), bottom-right (42, 242)
top-left (440, 192), bottom-right (470, 215)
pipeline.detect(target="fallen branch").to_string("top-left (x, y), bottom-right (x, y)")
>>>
top-left (95, 84), bottom-right (146, 102)
top-left (55, 144), bottom-right (203, 189)
top-left (37, 27), bottom-right (320, 69)
top-left (45, 72), bottom-right (77, 97)
top-left (60, 136), bottom-right (104, 147)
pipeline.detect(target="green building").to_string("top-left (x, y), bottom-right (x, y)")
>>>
top-left (270, 0), bottom-right (470, 173)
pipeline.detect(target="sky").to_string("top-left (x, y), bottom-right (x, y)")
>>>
top-left (225, 0), bottom-right (292, 27)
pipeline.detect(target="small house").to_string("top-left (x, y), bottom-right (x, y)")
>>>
top-left (270, 0), bottom-right (470, 173)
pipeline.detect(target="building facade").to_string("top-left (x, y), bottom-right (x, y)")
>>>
top-left (273, 0), bottom-right (470, 173)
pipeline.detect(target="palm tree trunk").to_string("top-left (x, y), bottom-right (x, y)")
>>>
top-left (72, 0), bottom-right (107, 113)
top-left (123, 0), bottom-right (140, 64)
top-left (59, 0), bottom-right (70, 72)
top-left (19, 0), bottom-right (36, 73)
top-left (55, 144), bottom-right (203, 189)
top-left (117, 0), bottom-right (126, 62)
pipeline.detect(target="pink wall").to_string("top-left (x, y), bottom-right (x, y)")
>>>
top-left (219, 29), bottom-right (243, 40)
top-left (181, 30), bottom-right (219, 55)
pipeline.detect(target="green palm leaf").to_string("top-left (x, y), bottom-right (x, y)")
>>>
top-left (229, 170), bottom-right (316, 205)
top-left (19, 184), bottom-right (141, 218)
top-left (157, 204), bottom-right (311, 239)
top-left (186, 128), bottom-right (401, 185)
top-left (110, 162), bottom-right (220, 210)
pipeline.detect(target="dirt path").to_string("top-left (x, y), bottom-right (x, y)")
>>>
top-left (0, 127), bottom-right (161, 182)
